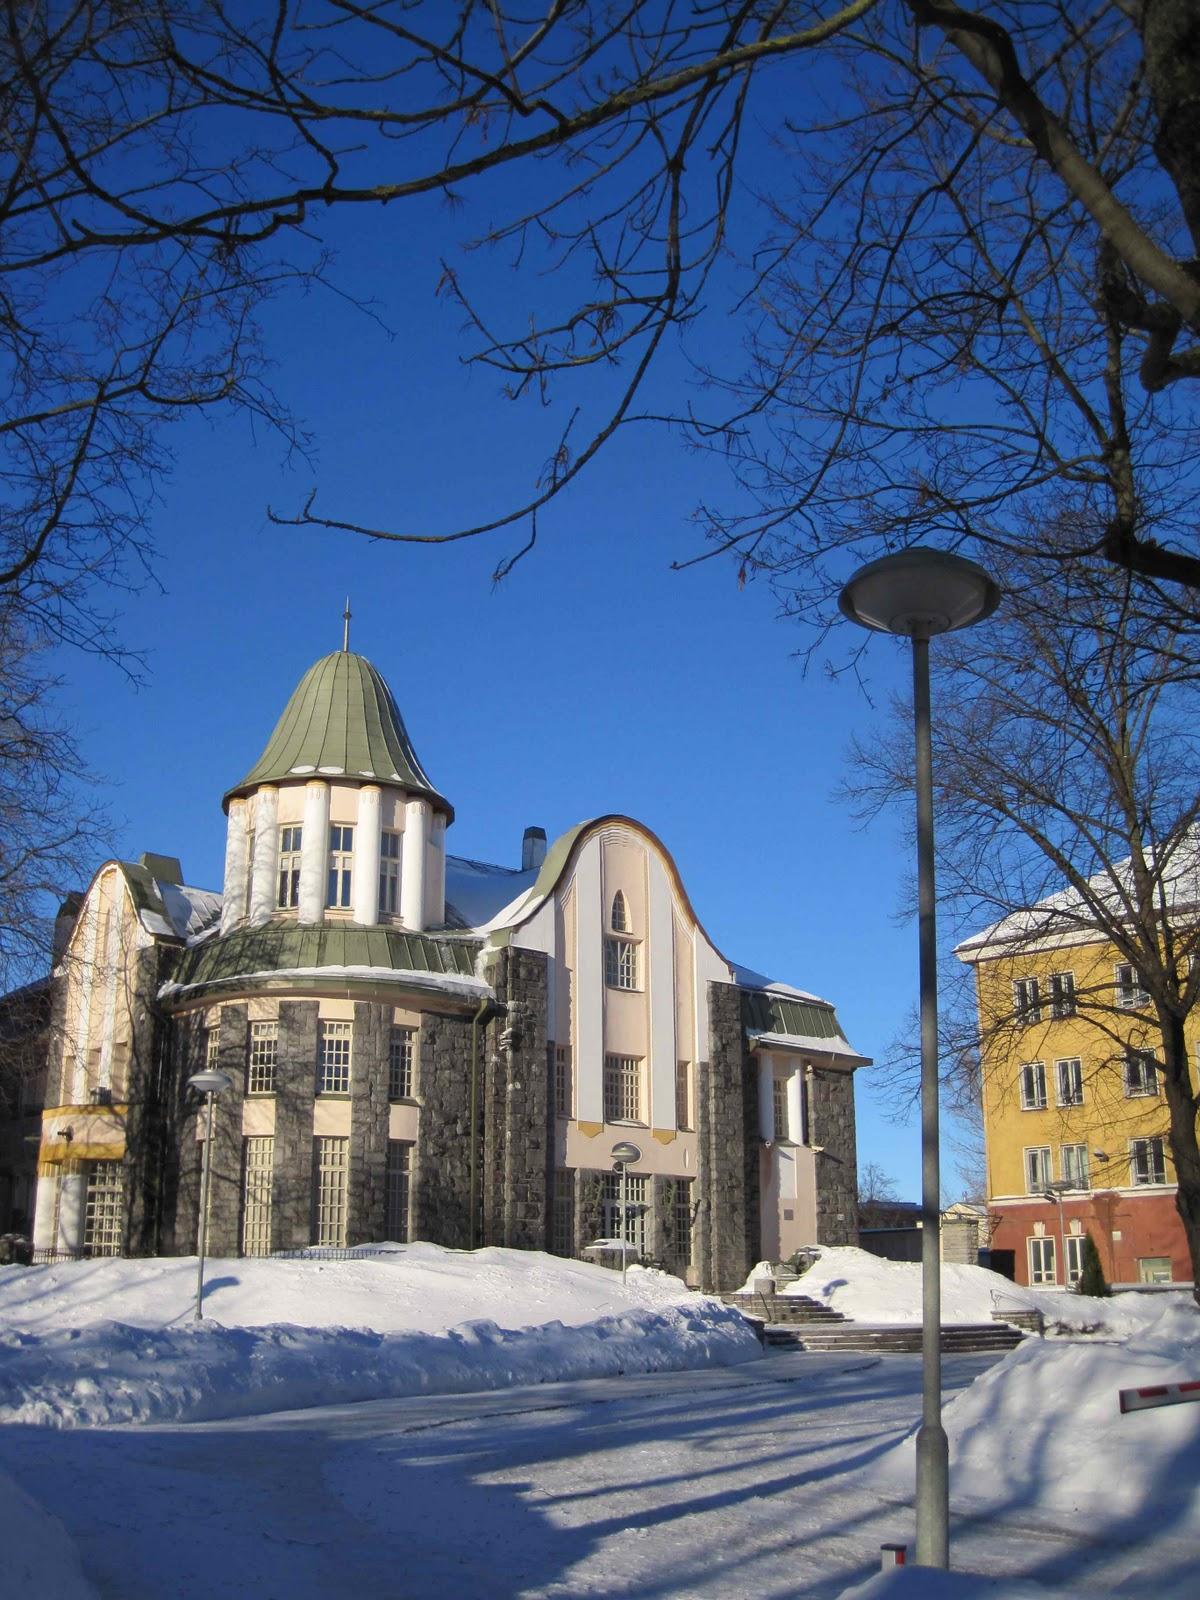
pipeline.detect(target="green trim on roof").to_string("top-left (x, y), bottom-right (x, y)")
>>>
top-left (224, 651), bottom-right (452, 818)
top-left (170, 923), bottom-right (480, 997)
top-left (740, 989), bottom-right (842, 1041)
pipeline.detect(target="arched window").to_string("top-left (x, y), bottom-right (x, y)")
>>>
top-left (610, 891), bottom-right (628, 932)
top-left (605, 890), bottom-right (638, 990)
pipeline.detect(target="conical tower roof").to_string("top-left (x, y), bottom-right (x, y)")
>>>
top-left (223, 650), bottom-right (452, 819)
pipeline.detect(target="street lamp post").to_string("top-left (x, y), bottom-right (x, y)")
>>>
top-left (1043, 1179), bottom-right (1073, 1286)
top-left (611, 1140), bottom-right (642, 1288)
top-left (839, 547), bottom-right (1000, 1569)
top-left (187, 1068), bottom-right (233, 1322)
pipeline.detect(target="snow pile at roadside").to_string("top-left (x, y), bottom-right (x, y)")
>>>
top-left (0, 1467), bottom-right (98, 1598)
top-left (780, 1246), bottom-right (1182, 1335)
top-left (866, 1295), bottom-right (1200, 1532)
top-left (0, 1247), bottom-right (761, 1429)
top-left (838, 1570), bottom-right (1091, 1600)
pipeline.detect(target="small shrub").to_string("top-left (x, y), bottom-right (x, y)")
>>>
top-left (1075, 1233), bottom-right (1110, 1298)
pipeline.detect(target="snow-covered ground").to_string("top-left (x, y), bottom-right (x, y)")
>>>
top-left (2, 1244), bottom-right (1198, 1597)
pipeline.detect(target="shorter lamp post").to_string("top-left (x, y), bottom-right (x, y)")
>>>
top-left (611, 1140), bottom-right (642, 1288)
top-left (839, 545), bottom-right (1000, 1570)
top-left (187, 1068), bottom-right (232, 1321)
top-left (1042, 1180), bottom-right (1072, 1286)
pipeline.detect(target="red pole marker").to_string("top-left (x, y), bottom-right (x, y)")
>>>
top-left (1118, 1378), bottom-right (1200, 1414)
top-left (881, 1544), bottom-right (908, 1569)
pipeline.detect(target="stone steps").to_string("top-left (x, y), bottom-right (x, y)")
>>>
top-left (760, 1321), bottom-right (1026, 1354)
top-left (720, 1291), bottom-right (847, 1325)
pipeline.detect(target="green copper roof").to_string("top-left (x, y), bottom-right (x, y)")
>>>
top-left (167, 923), bottom-right (481, 1000)
top-left (224, 651), bottom-right (452, 818)
top-left (740, 989), bottom-right (842, 1041)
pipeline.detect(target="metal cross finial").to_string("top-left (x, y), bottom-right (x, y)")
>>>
top-left (342, 596), bottom-right (351, 651)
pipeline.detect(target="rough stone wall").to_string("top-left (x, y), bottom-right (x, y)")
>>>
top-left (124, 945), bottom-right (179, 1256)
top-left (202, 1003), bottom-right (248, 1257)
top-left (410, 1008), bottom-right (475, 1248)
top-left (272, 1000), bottom-right (318, 1249)
top-left (698, 982), bottom-right (760, 1290)
top-left (487, 948), bottom-right (551, 1251)
top-left (809, 1065), bottom-right (859, 1246)
top-left (348, 1001), bottom-right (391, 1245)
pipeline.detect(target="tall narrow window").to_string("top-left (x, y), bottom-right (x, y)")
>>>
top-left (551, 1169), bottom-right (574, 1257)
top-left (379, 830), bottom-right (402, 915)
top-left (675, 1060), bottom-right (691, 1130)
top-left (386, 1141), bottom-right (412, 1242)
top-left (1019, 1061), bottom-right (1047, 1110)
top-left (601, 1172), bottom-right (648, 1257)
top-left (603, 1053), bottom-right (643, 1123)
top-left (205, 1026), bottom-right (221, 1070)
top-left (772, 1076), bottom-right (789, 1141)
top-left (1065, 1235), bottom-right (1086, 1287)
top-left (670, 1179), bottom-right (694, 1276)
top-left (314, 1136), bottom-right (349, 1246)
top-left (388, 1027), bottom-right (414, 1100)
top-left (241, 1136), bottom-right (274, 1256)
top-left (318, 1021), bottom-right (352, 1094)
top-left (243, 829), bottom-right (256, 918)
top-left (1055, 1058), bottom-right (1083, 1107)
top-left (1061, 1144), bottom-right (1089, 1189)
top-left (1049, 972), bottom-right (1076, 1019)
top-left (554, 1044), bottom-right (573, 1117)
top-left (1013, 977), bottom-right (1041, 1024)
top-left (1130, 1137), bottom-right (1166, 1186)
top-left (277, 825), bottom-right (302, 908)
top-left (604, 937), bottom-right (639, 990)
top-left (83, 1161), bottom-right (125, 1257)
top-left (327, 824), bottom-right (354, 908)
top-left (1115, 963), bottom-right (1147, 1008)
top-left (1028, 1236), bottom-right (1056, 1285)
top-left (247, 1021), bottom-right (278, 1095)
top-left (1123, 1051), bottom-right (1158, 1097)
top-left (610, 891), bottom-right (629, 932)
top-left (1024, 1146), bottom-right (1052, 1193)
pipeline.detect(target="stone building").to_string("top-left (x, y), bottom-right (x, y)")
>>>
top-left (28, 645), bottom-right (867, 1289)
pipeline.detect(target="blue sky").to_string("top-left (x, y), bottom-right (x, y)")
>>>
top-left (49, 177), bottom-right (974, 1205)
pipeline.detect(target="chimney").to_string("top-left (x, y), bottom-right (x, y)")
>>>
top-left (522, 826), bottom-right (547, 872)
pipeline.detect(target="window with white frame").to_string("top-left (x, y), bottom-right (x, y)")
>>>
top-left (378, 830), bottom-right (401, 916)
top-left (1024, 1145), bottom-right (1052, 1193)
top-left (1013, 977), bottom-right (1041, 1024)
top-left (1123, 1051), bottom-right (1158, 1097)
top-left (1019, 1061), bottom-right (1047, 1110)
top-left (247, 1021), bottom-right (278, 1095)
top-left (83, 1161), bottom-right (124, 1257)
top-left (241, 1136), bottom-right (274, 1256)
top-left (772, 1076), bottom-right (789, 1141)
top-left (604, 935), bottom-right (639, 990)
top-left (1028, 1235), bottom-right (1057, 1285)
top-left (385, 1141), bottom-right (411, 1242)
top-left (1061, 1144), bottom-right (1090, 1189)
top-left (1115, 962), bottom-right (1148, 1009)
top-left (388, 1027), bottom-right (414, 1100)
top-left (554, 1044), bottom-right (573, 1117)
top-left (277, 825), bottom-right (302, 908)
top-left (551, 1169), bottom-right (574, 1257)
top-left (675, 1060), bottom-right (691, 1130)
top-left (314, 1136), bottom-right (349, 1246)
top-left (1130, 1136), bottom-right (1166, 1186)
top-left (610, 891), bottom-right (629, 932)
top-left (670, 1178), bottom-right (694, 1276)
top-left (1055, 1057), bottom-right (1083, 1107)
top-left (1049, 971), bottom-right (1076, 1019)
top-left (603, 1053), bottom-right (643, 1123)
top-left (205, 1026), bottom-right (220, 1070)
top-left (1065, 1234), bottom-right (1086, 1287)
top-left (601, 1172), bottom-right (648, 1257)
top-left (326, 824), bottom-right (354, 909)
top-left (318, 1020), bottom-right (352, 1094)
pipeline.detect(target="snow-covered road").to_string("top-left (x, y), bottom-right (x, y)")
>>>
top-left (1, 1351), bottom-right (1191, 1599)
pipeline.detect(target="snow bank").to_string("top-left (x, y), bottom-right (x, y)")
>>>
top-left (838, 1571), bottom-right (1091, 1600)
top-left (866, 1295), bottom-right (1200, 1532)
top-left (0, 1468), bottom-right (98, 1598)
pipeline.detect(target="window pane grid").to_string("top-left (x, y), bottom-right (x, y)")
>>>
top-left (772, 1077), bottom-right (788, 1141)
top-left (1029, 1236), bottom-right (1056, 1285)
top-left (1024, 1146), bottom-right (1051, 1193)
top-left (247, 1020), bottom-right (278, 1094)
top-left (555, 1044), bottom-right (573, 1117)
top-left (379, 831), bottom-right (401, 915)
top-left (205, 1027), bottom-right (221, 1070)
top-left (603, 1054), bottom-right (643, 1122)
top-left (551, 1169), bottom-right (574, 1257)
top-left (386, 1141), bottom-right (411, 1242)
top-left (84, 1161), bottom-right (125, 1257)
top-left (319, 1021), bottom-right (352, 1094)
top-left (1123, 1052), bottom-right (1158, 1097)
top-left (242, 1136), bottom-right (274, 1256)
top-left (675, 1060), bottom-right (690, 1130)
top-left (1019, 1062), bottom-right (1046, 1110)
top-left (671, 1179), bottom-right (693, 1275)
top-left (1065, 1234), bottom-right (1085, 1286)
top-left (1115, 963), bottom-right (1147, 1008)
top-left (326, 823), bottom-right (354, 909)
top-left (1049, 972), bottom-right (1076, 1018)
top-left (1055, 1057), bottom-right (1083, 1107)
top-left (389, 1027), bottom-right (414, 1100)
top-left (1061, 1144), bottom-right (1089, 1189)
top-left (1013, 977), bottom-right (1041, 1024)
top-left (314, 1136), bottom-right (349, 1246)
top-left (604, 937), bottom-right (638, 990)
top-left (1131, 1137), bottom-right (1166, 1186)
top-left (277, 825), bottom-right (302, 909)
top-left (601, 1173), bottom-right (648, 1256)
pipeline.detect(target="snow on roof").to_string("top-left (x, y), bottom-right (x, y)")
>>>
top-left (158, 882), bottom-right (222, 941)
top-left (748, 1029), bottom-right (870, 1064)
top-left (729, 963), bottom-right (826, 1004)
top-left (159, 964), bottom-right (493, 1005)
top-left (443, 854), bottom-right (538, 930)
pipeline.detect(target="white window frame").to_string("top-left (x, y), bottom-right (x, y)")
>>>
top-left (318, 1020), bottom-right (352, 1095)
top-left (1065, 1234), bottom-right (1086, 1287)
top-left (772, 1076), bottom-right (789, 1142)
top-left (1055, 1057), bottom-right (1083, 1108)
top-left (1024, 1145), bottom-right (1052, 1194)
top-left (554, 1044), bottom-right (573, 1117)
top-left (241, 1135), bottom-right (274, 1256)
top-left (604, 936), bottom-right (639, 991)
top-left (277, 825), bottom-right (303, 909)
top-left (205, 1026), bottom-right (221, 1071)
top-left (610, 891), bottom-right (629, 933)
top-left (379, 830), bottom-right (402, 916)
top-left (675, 1059), bottom-right (691, 1130)
top-left (1049, 971), bottom-right (1076, 1019)
top-left (314, 1136), bottom-right (349, 1246)
top-left (1115, 962), bottom-right (1148, 1009)
top-left (247, 1020), bottom-right (278, 1095)
top-left (388, 1026), bottom-right (414, 1101)
top-left (1060, 1143), bottom-right (1089, 1190)
top-left (601, 1172), bottom-right (649, 1257)
top-left (326, 823), bottom-right (354, 909)
top-left (1028, 1235), bottom-right (1056, 1286)
top-left (83, 1161), bottom-right (125, 1257)
top-left (603, 1053), bottom-right (644, 1123)
top-left (1130, 1136), bottom-right (1166, 1187)
top-left (1019, 1061), bottom-right (1047, 1111)
top-left (1123, 1051), bottom-right (1158, 1098)
top-left (1013, 977), bottom-right (1041, 1025)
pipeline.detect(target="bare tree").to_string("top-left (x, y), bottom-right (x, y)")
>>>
top-left (858, 1159), bottom-right (901, 1205)
top-left (848, 546), bottom-right (1200, 1296)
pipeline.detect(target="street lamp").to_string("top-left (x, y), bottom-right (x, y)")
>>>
top-left (1042, 1180), bottom-right (1073, 1286)
top-left (839, 546), bottom-right (1000, 1570)
top-left (611, 1140), bottom-right (642, 1289)
top-left (187, 1068), bottom-right (233, 1322)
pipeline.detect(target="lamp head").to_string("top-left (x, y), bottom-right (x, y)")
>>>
top-left (839, 547), bottom-right (1000, 638)
top-left (187, 1069), bottom-right (233, 1097)
top-left (610, 1140), bottom-right (642, 1166)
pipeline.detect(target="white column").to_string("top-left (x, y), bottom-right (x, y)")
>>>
top-left (56, 1168), bottom-right (87, 1252)
top-left (32, 1168), bottom-right (57, 1251)
top-left (220, 799), bottom-right (250, 934)
top-left (757, 1055), bottom-right (775, 1143)
top-left (401, 798), bottom-right (429, 932)
top-left (298, 781), bottom-right (330, 924)
top-left (353, 786), bottom-right (382, 926)
top-left (248, 787), bottom-right (279, 927)
top-left (787, 1068), bottom-right (805, 1146)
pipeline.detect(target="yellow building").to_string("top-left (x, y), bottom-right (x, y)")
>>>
top-left (956, 920), bottom-right (1191, 1289)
